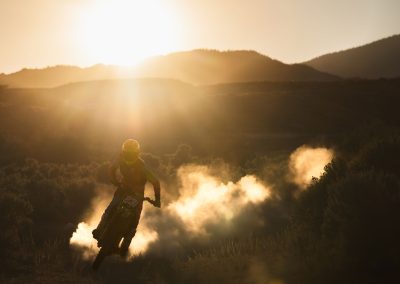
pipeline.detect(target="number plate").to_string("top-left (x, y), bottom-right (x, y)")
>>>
top-left (122, 196), bottom-right (139, 208)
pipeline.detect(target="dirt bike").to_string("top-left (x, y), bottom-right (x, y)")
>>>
top-left (92, 195), bottom-right (157, 270)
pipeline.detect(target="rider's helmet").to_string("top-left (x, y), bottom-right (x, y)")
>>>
top-left (121, 139), bottom-right (140, 165)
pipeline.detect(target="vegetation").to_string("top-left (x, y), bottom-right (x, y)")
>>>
top-left (0, 79), bottom-right (399, 283)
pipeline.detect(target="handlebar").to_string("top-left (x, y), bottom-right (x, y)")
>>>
top-left (115, 183), bottom-right (160, 208)
top-left (143, 197), bottom-right (160, 208)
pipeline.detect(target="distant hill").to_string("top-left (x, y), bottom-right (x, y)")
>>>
top-left (0, 64), bottom-right (127, 89)
top-left (305, 34), bottom-right (400, 79)
top-left (0, 50), bottom-right (337, 88)
top-left (135, 50), bottom-right (338, 85)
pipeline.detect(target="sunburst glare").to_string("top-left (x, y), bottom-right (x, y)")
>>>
top-left (78, 0), bottom-right (181, 66)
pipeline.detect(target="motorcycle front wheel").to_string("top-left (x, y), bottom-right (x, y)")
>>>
top-left (92, 247), bottom-right (108, 271)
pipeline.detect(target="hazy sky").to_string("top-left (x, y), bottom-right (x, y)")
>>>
top-left (1, 0), bottom-right (399, 74)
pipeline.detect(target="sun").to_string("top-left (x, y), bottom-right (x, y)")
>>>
top-left (78, 0), bottom-right (180, 66)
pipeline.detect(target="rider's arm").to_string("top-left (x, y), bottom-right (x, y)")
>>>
top-left (145, 167), bottom-right (161, 207)
top-left (109, 155), bottom-right (120, 186)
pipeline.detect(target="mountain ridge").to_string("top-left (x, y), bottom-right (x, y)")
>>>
top-left (305, 34), bottom-right (400, 78)
top-left (0, 49), bottom-right (338, 88)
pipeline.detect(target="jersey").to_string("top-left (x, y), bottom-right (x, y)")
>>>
top-left (110, 154), bottom-right (159, 197)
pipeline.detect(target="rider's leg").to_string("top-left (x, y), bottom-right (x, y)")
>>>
top-left (120, 202), bottom-right (143, 257)
top-left (92, 190), bottom-right (123, 239)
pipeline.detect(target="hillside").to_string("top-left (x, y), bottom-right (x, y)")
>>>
top-left (0, 50), bottom-right (337, 88)
top-left (135, 49), bottom-right (338, 85)
top-left (305, 34), bottom-right (400, 78)
top-left (1, 78), bottom-right (399, 162)
top-left (0, 64), bottom-right (127, 89)
top-left (1, 78), bottom-right (400, 283)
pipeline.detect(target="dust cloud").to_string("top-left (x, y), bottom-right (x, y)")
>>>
top-left (69, 185), bottom-right (111, 259)
top-left (70, 164), bottom-right (271, 258)
top-left (70, 146), bottom-right (332, 259)
top-left (167, 165), bottom-right (271, 234)
top-left (288, 145), bottom-right (334, 188)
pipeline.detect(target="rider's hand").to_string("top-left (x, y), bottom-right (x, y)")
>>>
top-left (154, 199), bottom-right (161, 208)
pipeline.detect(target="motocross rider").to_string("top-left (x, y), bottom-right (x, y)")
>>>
top-left (92, 139), bottom-right (161, 256)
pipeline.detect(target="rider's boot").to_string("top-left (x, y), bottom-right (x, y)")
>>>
top-left (92, 193), bottom-right (123, 240)
top-left (92, 189), bottom-right (123, 240)
top-left (92, 212), bottom-right (109, 240)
